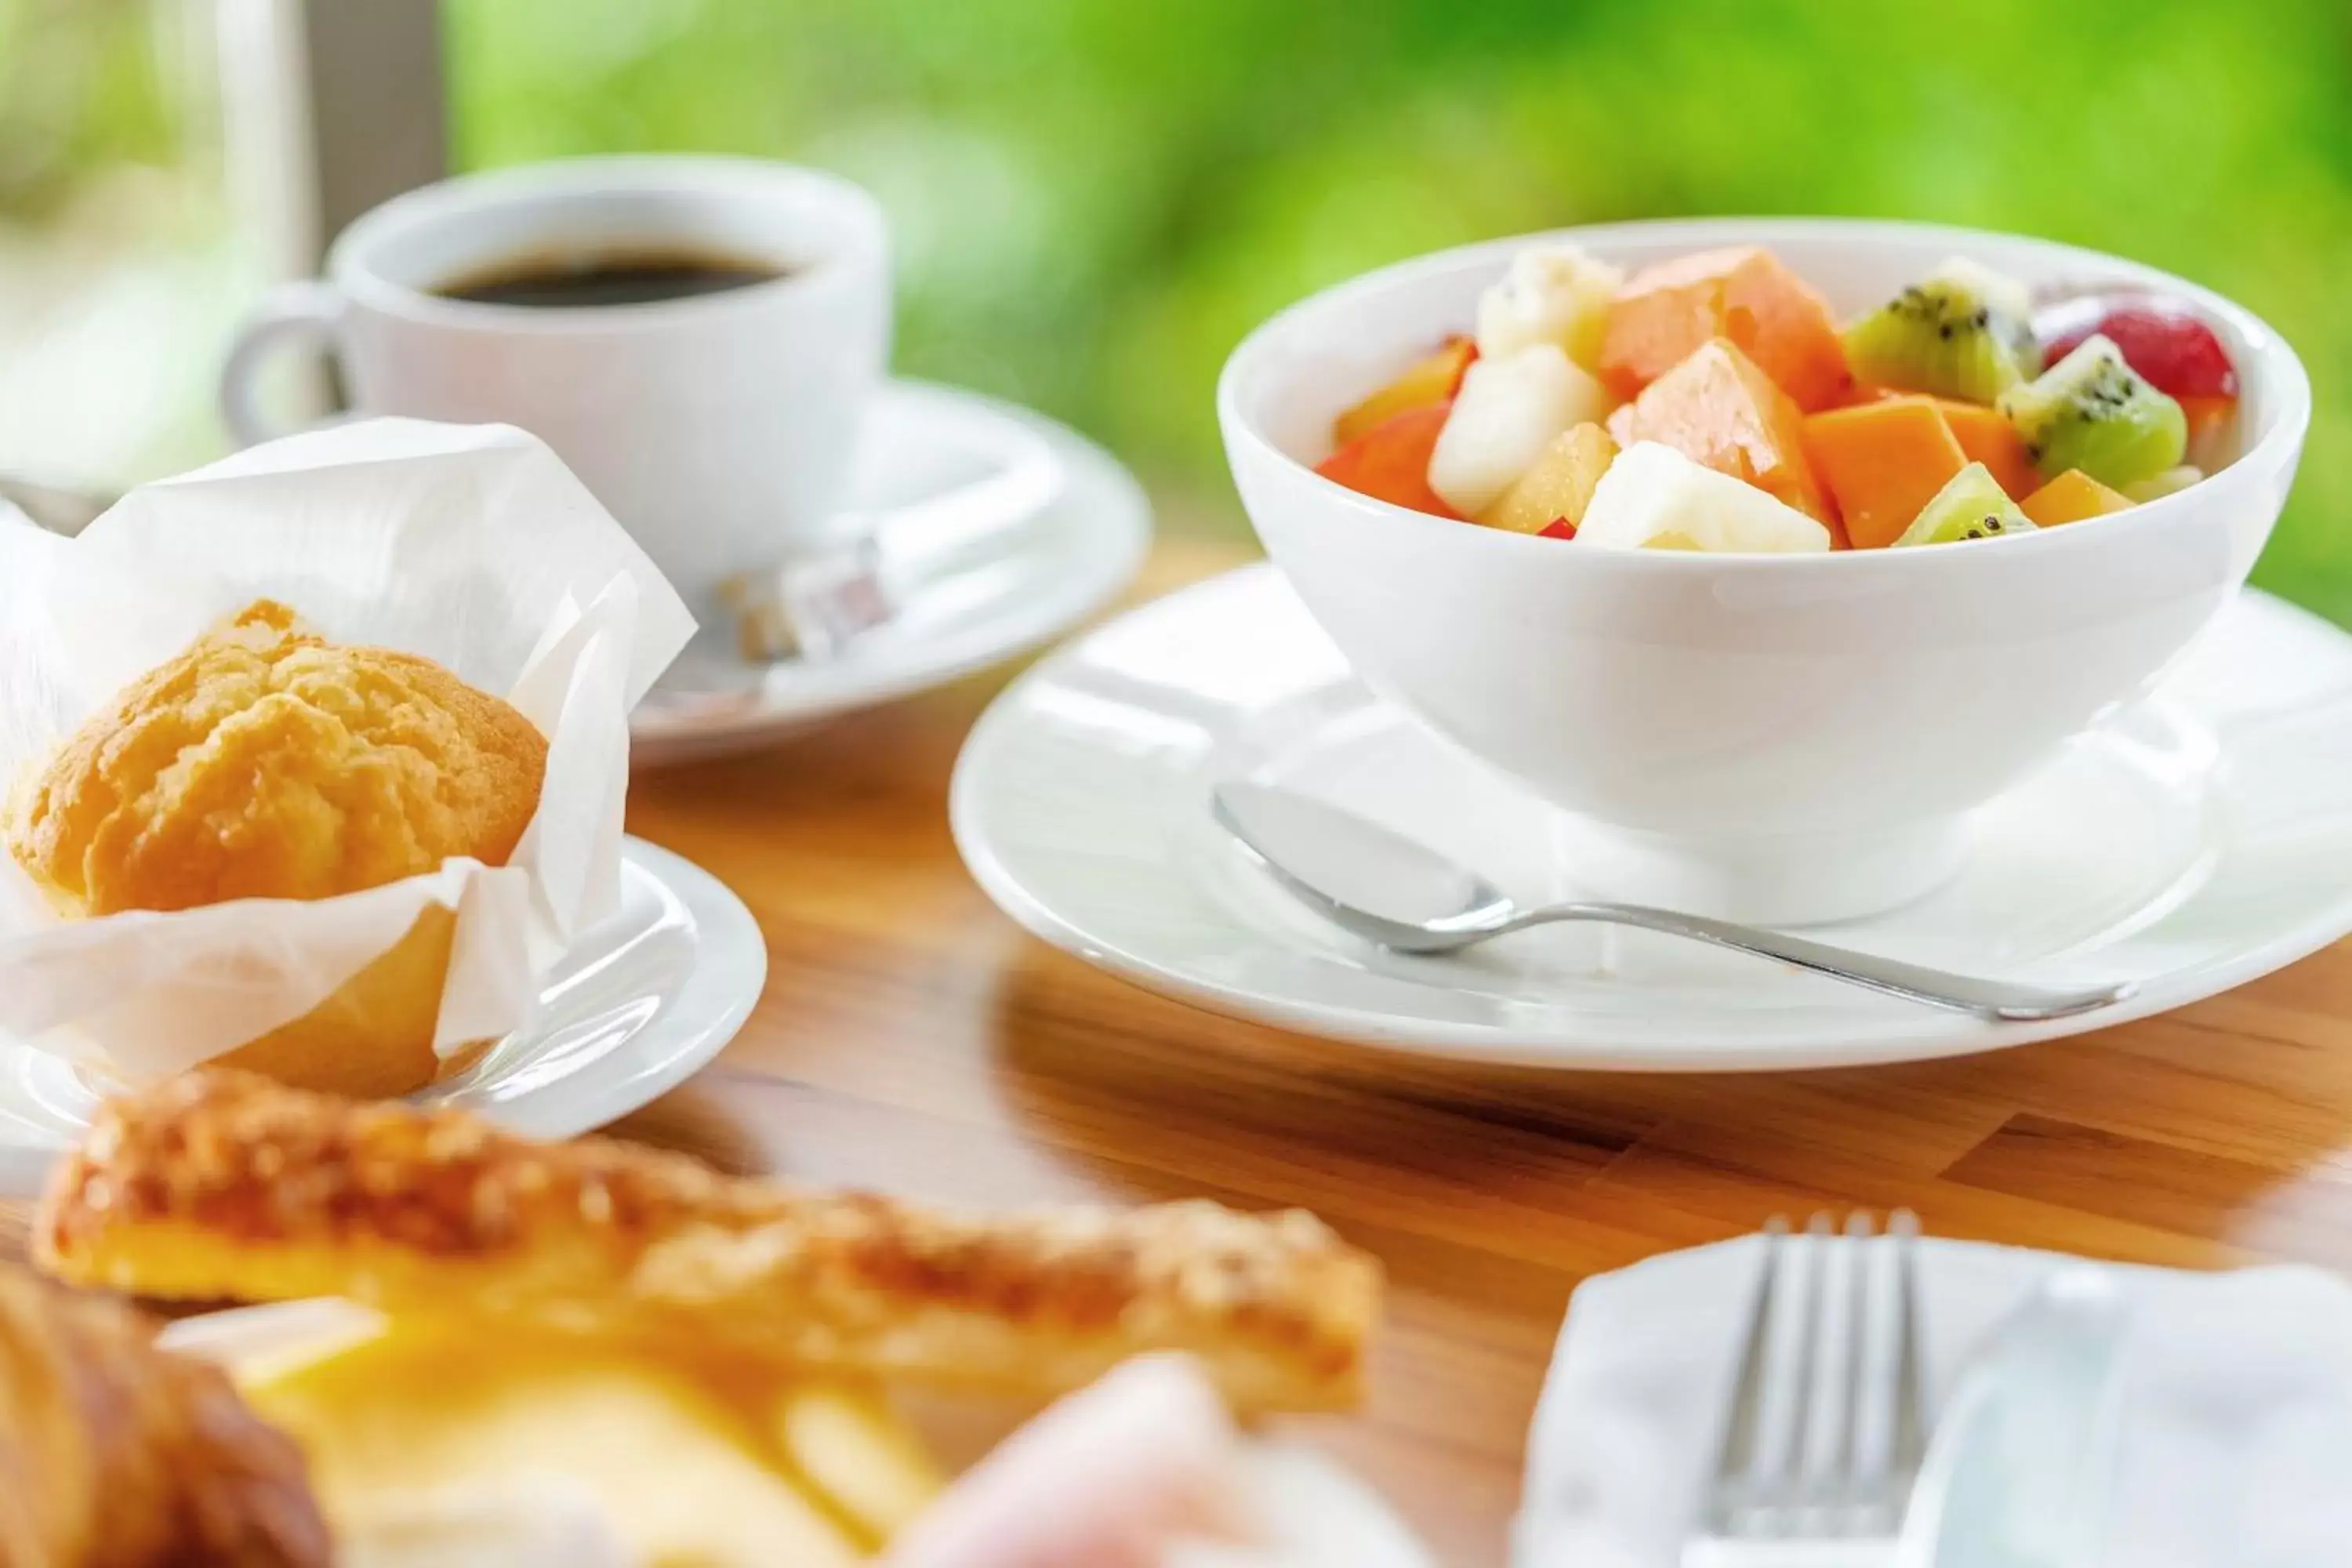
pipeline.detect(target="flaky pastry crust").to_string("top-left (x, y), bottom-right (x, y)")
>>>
top-left (36, 1073), bottom-right (1381, 1413)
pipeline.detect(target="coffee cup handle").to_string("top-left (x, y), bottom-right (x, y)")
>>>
top-left (218, 281), bottom-right (351, 448)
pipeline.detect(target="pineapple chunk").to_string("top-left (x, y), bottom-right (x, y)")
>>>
top-left (1334, 337), bottom-right (1475, 447)
top-left (1475, 242), bottom-right (1624, 369)
top-left (1479, 423), bottom-right (1617, 536)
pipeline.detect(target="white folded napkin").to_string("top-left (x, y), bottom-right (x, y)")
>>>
top-left (1516, 1237), bottom-right (2352, 1567)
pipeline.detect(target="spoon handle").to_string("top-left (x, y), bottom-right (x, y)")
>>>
top-left (1511, 904), bottom-right (2132, 1022)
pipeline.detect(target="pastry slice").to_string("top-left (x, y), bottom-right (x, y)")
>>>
top-left (36, 1071), bottom-right (1381, 1413)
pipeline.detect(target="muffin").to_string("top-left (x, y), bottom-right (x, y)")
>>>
top-left (2, 600), bottom-right (546, 1096)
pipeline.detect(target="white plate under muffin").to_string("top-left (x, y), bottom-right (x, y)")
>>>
top-left (0, 835), bottom-right (761, 1195)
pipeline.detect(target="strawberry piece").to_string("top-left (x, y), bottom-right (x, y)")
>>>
top-left (1537, 518), bottom-right (1577, 539)
top-left (2042, 307), bottom-right (2238, 399)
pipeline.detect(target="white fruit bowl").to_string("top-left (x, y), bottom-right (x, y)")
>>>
top-left (1219, 218), bottom-right (2310, 924)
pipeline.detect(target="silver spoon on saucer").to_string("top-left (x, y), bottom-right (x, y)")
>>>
top-left (641, 416), bottom-right (1067, 721)
top-left (1212, 782), bottom-right (2132, 1023)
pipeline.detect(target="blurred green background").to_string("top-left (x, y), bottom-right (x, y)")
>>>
top-left (3, 0), bottom-right (2347, 612)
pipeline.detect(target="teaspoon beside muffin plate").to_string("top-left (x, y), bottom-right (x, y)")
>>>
top-left (0, 836), bottom-right (763, 1196)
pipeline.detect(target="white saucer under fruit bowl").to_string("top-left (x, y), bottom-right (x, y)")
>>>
top-left (0, 837), bottom-right (764, 1195)
top-left (951, 564), bottom-right (2352, 1071)
top-left (630, 379), bottom-right (1152, 765)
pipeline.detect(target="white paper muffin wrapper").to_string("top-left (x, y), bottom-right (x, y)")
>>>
top-left (0, 418), bottom-right (696, 1080)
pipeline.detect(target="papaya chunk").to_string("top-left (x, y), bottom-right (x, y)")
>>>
top-left (1931, 397), bottom-right (2041, 502)
top-left (1315, 401), bottom-right (1459, 518)
top-left (2020, 469), bottom-right (2134, 527)
top-left (1799, 396), bottom-right (1968, 550)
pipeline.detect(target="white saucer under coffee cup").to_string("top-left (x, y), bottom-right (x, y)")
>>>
top-left (219, 154), bottom-right (891, 615)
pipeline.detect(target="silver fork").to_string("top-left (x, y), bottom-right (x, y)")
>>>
top-left (1683, 1211), bottom-right (1929, 1567)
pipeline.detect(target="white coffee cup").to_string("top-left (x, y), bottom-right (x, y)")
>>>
top-left (220, 154), bottom-right (891, 611)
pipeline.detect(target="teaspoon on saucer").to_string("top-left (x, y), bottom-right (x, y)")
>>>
top-left (1211, 781), bottom-right (2132, 1023)
top-left (640, 410), bottom-right (1069, 725)
top-left (716, 415), bottom-right (1066, 665)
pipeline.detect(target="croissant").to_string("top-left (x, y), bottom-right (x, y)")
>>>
top-left (35, 1072), bottom-right (1381, 1414)
top-left (0, 1263), bottom-right (328, 1566)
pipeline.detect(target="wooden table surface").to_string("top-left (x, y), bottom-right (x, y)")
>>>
top-left (612, 539), bottom-right (2352, 1563)
top-left (140, 539), bottom-right (2352, 1566)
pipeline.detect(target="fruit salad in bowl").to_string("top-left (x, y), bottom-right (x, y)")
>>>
top-left (1313, 239), bottom-right (2242, 554)
top-left (1219, 220), bottom-right (2307, 923)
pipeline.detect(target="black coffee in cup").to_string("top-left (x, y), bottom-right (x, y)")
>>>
top-left (435, 247), bottom-right (785, 309)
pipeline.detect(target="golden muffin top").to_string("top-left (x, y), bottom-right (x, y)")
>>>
top-left (3, 600), bottom-right (546, 916)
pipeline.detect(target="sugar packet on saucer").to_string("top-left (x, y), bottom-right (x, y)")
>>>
top-left (0, 417), bottom-right (695, 1080)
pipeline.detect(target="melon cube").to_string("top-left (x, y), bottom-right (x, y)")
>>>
top-left (1599, 246), bottom-right (1853, 411)
top-left (1606, 339), bottom-right (1833, 524)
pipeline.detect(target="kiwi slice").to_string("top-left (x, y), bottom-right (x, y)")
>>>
top-left (1999, 333), bottom-right (2187, 488)
top-left (1842, 257), bottom-right (2038, 403)
top-left (1893, 462), bottom-right (2038, 546)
